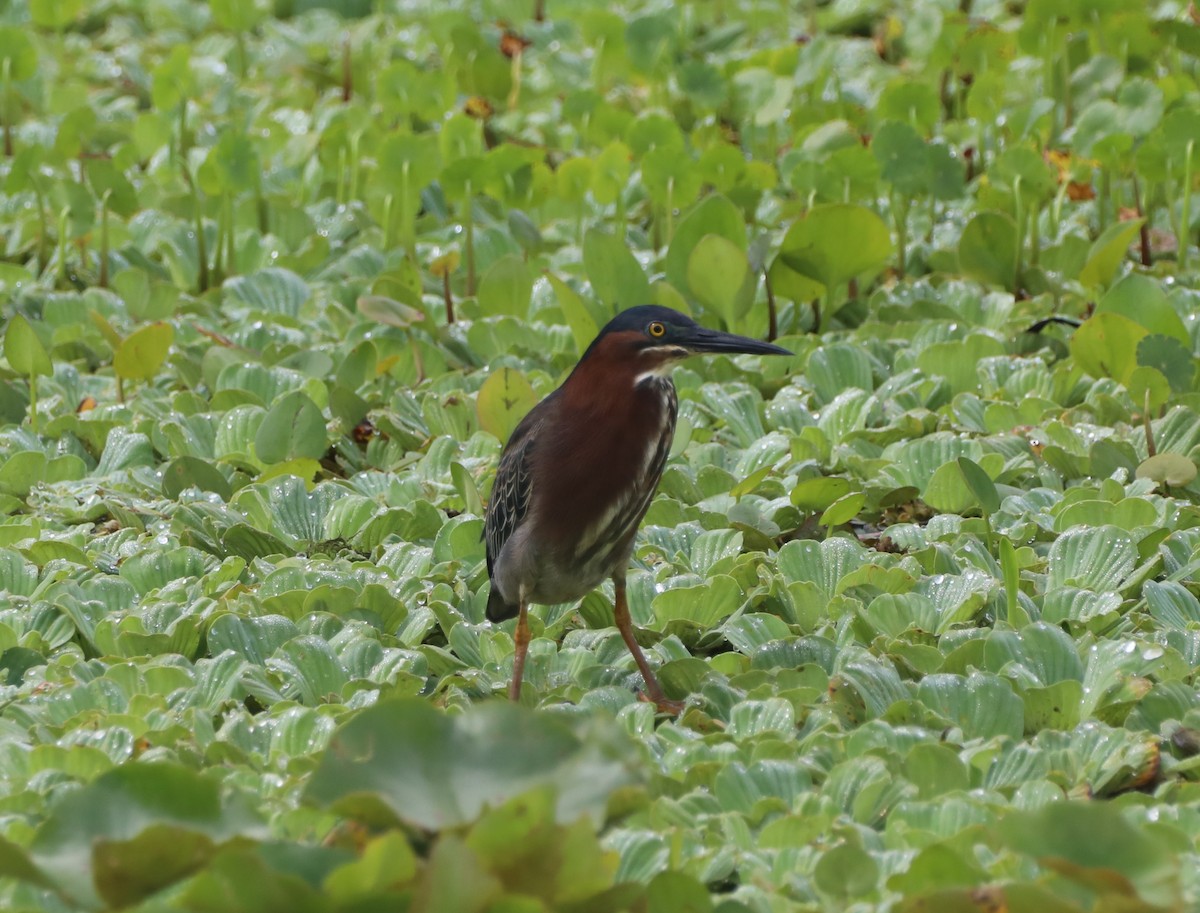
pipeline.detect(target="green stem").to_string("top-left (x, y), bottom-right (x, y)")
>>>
top-left (465, 187), bottom-right (476, 297)
top-left (99, 192), bottom-right (110, 288)
top-left (27, 369), bottom-right (38, 433)
top-left (57, 206), bottom-right (69, 288)
top-left (192, 179), bottom-right (208, 293)
top-left (3, 58), bottom-right (12, 157)
top-left (32, 179), bottom-right (47, 275)
top-left (348, 132), bottom-right (361, 202)
top-left (1099, 169), bottom-right (1110, 234)
top-left (382, 193), bottom-right (394, 250)
top-left (224, 193), bottom-right (235, 277)
top-left (1180, 142), bottom-right (1193, 273)
top-left (336, 146), bottom-right (346, 206)
top-left (1028, 202), bottom-right (1040, 269)
top-left (1012, 176), bottom-right (1024, 296)
top-left (892, 191), bottom-right (909, 279)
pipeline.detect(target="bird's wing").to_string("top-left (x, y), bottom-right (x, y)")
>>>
top-left (484, 417), bottom-right (538, 580)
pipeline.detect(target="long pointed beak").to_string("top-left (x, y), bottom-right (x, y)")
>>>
top-left (680, 327), bottom-right (792, 357)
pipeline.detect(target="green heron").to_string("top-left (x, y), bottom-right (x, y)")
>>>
top-left (484, 305), bottom-right (791, 710)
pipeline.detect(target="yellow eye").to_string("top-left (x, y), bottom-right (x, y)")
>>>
top-left (648, 321), bottom-right (666, 338)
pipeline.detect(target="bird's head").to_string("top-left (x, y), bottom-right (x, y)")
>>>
top-left (579, 305), bottom-right (791, 382)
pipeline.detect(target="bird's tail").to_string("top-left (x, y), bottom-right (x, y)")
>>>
top-left (485, 585), bottom-right (518, 622)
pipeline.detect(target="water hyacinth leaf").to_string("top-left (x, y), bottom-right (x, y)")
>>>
top-left (1127, 366), bottom-right (1172, 413)
top-left (1078, 218), bottom-right (1144, 290)
top-left (477, 255), bottom-right (532, 317)
top-left (1069, 312), bottom-right (1147, 384)
top-left (777, 204), bottom-right (892, 297)
top-left (0, 27), bottom-right (37, 79)
top-left (4, 315), bottom-right (53, 378)
top-left (1136, 334), bottom-right (1195, 392)
top-left (583, 230), bottom-right (651, 312)
top-left (304, 698), bottom-right (639, 829)
top-left (957, 211), bottom-right (1018, 291)
top-left (476, 366), bottom-right (537, 442)
top-left (546, 273), bottom-right (599, 355)
top-left (687, 234), bottom-right (750, 326)
top-left (114, 322), bottom-right (174, 382)
top-left (1136, 453), bottom-right (1197, 488)
top-left (254, 392), bottom-right (327, 465)
top-left (1096, 273), bottom-right (1189, 343)
top-left (664, 194), bottom-right (746, 293)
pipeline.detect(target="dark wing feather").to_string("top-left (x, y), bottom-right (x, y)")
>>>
top-left (484, 409), bottom-right (541, 619)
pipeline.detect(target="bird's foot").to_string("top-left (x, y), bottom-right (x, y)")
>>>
top-left (637, 690), bottom-right (686, 715)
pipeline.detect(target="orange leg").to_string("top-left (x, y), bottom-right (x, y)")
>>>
top-left (613, 575), bottom-right (684, 714)
top-left (508, 600), bottom-right (530, 701)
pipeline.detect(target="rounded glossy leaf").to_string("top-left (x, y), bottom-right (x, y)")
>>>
top-left (1069, 312), bottom-right (1147, 384)
top-left (686, 234), bottom-right (748, 324)
top-left (476, 367), bottom-right (537, 443)
top-left (665, 194), bottom-right (746, 293)
top-left (4, 315), bottom-right (52, 378)
top-left (1136, 453), bottom-right (1197, 488)
top-left (820, 492), bottom-right (866, 527)
top-left (477, 255), bottom-right (532, 317)
top-left (778, 204), bottom-right (892, 293)
top-left (114, 322), bottom-right (174, 382)
top-left (254, 391), bottom-right (327, 465)
top-left (1078, 218), bottom-right (1144, 290)
top-left (584, 230), bottom-right (651, 311)
top-left (790, 476), bottom-right (852, 510)
top-left (958, 211), bottom-right (1018, 290)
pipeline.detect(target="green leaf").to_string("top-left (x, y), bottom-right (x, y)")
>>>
top-left (477, 255), bottom-right (532, 317)
top-left (546, 273), bottom-right (599, 356)
top-left (29, 0), bottom-right (82, 29)
top-left (1069, 312), bottom-right (1148, 384)
top-left (1136, 334), bottom-right (1195, 392)
top-left (1136, 453), bottom-right (1197, 488)
top-left (303, 698), bottom-right (639, 829)
top-left (686, 234), bottom-right (750, 326)
top-left (28, 763), bottom-right (265, 908)
top-left (1078, 218), bottom-right (1144, 289)
top-left (357, 295), bottom-right (425, 329)
top-left (254, 392), bottom-right (327, 465)
top-left (957, 457), bottom-right (1000, 514)
top-left (476, 367), bottom-right (538, 443)
top-left (998, 802), bottom-right (1179, 907)
top-left (790, 476), bottom-right (852, 510)
top-left (665, 194), bottom-right (746, 294)
top-left (162, 456), bottom-right (233, 501)
top-left (820, 492), bottom-right (865, 527)
top-left (583, 230), bottom-right (651, 311)
top-left (777, 204), bottom-right (892, 297)
top-left (957, 211), bottom-right (1018, 291)
top-left (4, 315), bottom-right (52, 378)
top-left (0, 27), bottom-right (37, 80)
top-left (814, 843), bottom-right (879, 899)
top-left (1096, 273), bottom-right (1189, 343)
top-left (114, 322), bottom-right (174, 382)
